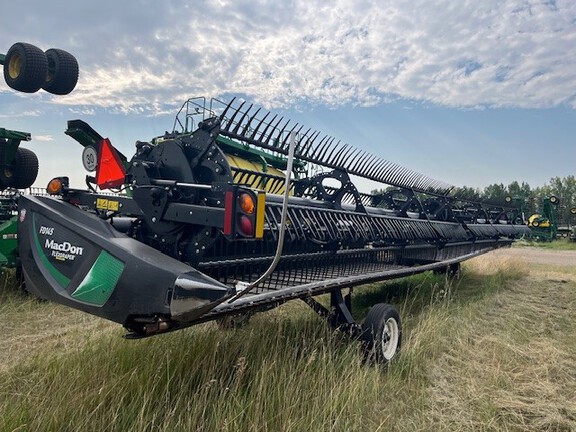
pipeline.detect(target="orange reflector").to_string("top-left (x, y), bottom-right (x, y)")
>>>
top-left (255, 191), bottom-right (266, 238)
top-left (96, 138), bottom-right (126, 189)
top-left (46, 178), bottom-right (63, 195)
top-left (239, 192), bottom-right (255, 214)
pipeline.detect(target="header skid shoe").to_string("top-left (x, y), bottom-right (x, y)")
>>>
top-left (17, 195), bottom-right (233, 336)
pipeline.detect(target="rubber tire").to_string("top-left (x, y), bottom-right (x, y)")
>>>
top-left (361, 303), bottom-right (402, 364)
top-left (11, 147), bottom-right (39, 189)
top-left (42, 48), bottom-right (79, 95)
top-left (3, 42), bottom-right (48, 93)
top-left (532, 220), bottom-right (540, 227)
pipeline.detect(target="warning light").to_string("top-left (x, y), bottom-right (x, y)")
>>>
top-left (46, 177), bottom-right (69, 195)
top-left (223, 186), bottom-right (265, 239)
top-left (96, 138), bottom-right (125, 189)
top-left (239, 192), bottom-right (255, 214)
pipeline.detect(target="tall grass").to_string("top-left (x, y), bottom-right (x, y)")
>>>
top-left (1, 251), bottom-right (575, 431)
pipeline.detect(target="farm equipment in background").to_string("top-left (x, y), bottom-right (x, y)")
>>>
top-left (0, 189), bottom-right (19, 270)
top-left (527, 195), bottom-right (558, 241)
top-left (526, 195), bottom-right (576, 241)
top-left (17, 97), bottom-right (530, 363)
top-left (1, 41), bottom-right (79, 192)
top-left (0, 42), bottom-right (78, 273)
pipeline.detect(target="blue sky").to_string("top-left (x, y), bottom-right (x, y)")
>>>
top-left (1, 0), bottom-right (575, 192)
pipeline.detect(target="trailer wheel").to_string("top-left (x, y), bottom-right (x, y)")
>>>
top-left (433, 262), bottom-right (461, 279)
top-left (361, 303), bottom-right (401, 364)
top-left (9, 147), bottom-right (39, 189)
top-left (3, 42), bottom-right (48, 93)
top-left (42, 48), bottom-right (79, 95)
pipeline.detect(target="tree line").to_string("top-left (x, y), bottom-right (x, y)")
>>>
top-left (372, 175), bottom-right (576, 225)
top-left (454, 175), bottom-right (576, 224)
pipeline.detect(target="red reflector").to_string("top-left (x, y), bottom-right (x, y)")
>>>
top-left (223, 190), bottom-right (234, 235)
top-left (96, 138), bottom-right (125, 189)
top-left (238, 215), bottom-right (254, 237)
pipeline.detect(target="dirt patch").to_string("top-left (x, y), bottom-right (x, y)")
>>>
top-left (493, 247), bottom-right (576, 267)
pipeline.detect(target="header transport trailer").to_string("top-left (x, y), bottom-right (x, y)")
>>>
top-left (18, 97), bottom-right (530, 364)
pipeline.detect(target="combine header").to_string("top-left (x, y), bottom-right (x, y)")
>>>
top-left (18, 97), bottom-right (530, 363)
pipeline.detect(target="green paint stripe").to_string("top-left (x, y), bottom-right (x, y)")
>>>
top-left (71, 250), bottom-right (124, 306)
top-left (32, 217), bottom-right (71, 288)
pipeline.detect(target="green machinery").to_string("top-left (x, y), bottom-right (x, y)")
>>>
top-left (527, 195), bottom-right (576, 241)
top-left (527, 195), bottom-right (559, 241)
top-left (1, 42), bottom-right (79, 272)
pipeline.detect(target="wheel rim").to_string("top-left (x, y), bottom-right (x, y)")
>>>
top-left (381, 317), bottom-right (399, 360)
top-left (8, 54), bottom-right (22, 79)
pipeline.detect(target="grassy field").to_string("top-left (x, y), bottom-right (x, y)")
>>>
top-left (0, 247), bottom-right (575, 431)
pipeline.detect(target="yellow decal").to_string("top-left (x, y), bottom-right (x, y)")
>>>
top-left (96, 198), bottom-right (120, 211)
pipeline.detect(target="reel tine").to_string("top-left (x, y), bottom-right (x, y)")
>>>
top-left (232, 103), bottom-right (253, 134)
top-left (369, 159), bottom-right (388, 179)
top-left (353, 151), bottom-right (374, 174)
top-left (258, 113), bottom-right (278, 144)
top-left (301, 130), bottom-right (321, 156)
top-left (333, 144), bottom-right (351, 166)
top-left (323, 139), bottom-right (342, 166)
top-left (263, 115), bottom-right (285, 147)
top-left (295, 127), bottom-right (311, 154)
top-left (241, 106), bottom-right (261, 136)
top-left (339, 146), bottom-right (360, 167)
top-left (309, 134), bottom-right (329, 160)
top-left (219, 97), bottom-right (236, 126)
top-left (314, 136), bottom-right (334, 162)
top-left (250, 110), bottom-right (270, 140)
top-left (225, 100), bottom-right (246, 133)
top-left (269, 118), bottom-right (292, 150)
top-left (282, 124), bottom-right (305, 152)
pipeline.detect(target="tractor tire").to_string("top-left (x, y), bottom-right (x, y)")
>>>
top-left (42, 48), bottom-right (79, 95)
top-left (11, 147), bottom-right (39, 189)
top-left (361, 303), bottom-right (402, 364)
top-left (3, 42), bottom-right (48, 93)
top-left (532, 220), bottom-right (540, 227)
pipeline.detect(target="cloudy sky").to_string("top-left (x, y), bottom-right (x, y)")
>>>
top-left (1, 0), bottom-right (575, 191)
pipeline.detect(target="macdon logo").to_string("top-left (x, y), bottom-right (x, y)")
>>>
top-left (44, 239), bottom-right (84, 261)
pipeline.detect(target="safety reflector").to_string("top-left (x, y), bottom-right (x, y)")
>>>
top-left (96, 138), bottom-right (126, 189)
top-left (223, 190), bottom-right (234, 236)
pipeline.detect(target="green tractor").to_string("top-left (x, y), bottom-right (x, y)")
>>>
top-left (1, 42), bottom-right (79, 273)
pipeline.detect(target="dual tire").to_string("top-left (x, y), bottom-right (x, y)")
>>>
top-left (3, 42), bottom-right (78, 95)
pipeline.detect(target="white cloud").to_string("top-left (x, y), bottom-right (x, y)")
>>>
top-left (33, 135), bottom-right (54, 142)
top-left (1, 0), bottom-right (575, 112)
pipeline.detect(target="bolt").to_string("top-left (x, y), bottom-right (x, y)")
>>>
top-left (152, 217), bottom-right (157, 222)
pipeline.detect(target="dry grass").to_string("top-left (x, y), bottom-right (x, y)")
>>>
top-left (0, 248), bottom-right (575, 431)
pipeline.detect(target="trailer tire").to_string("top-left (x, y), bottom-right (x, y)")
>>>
top-left (361, 303), bottom-right (401, 364)
top-left (3, 42), bottom-right (48, 93)
top-left (42, 48), bottom-right (79, 95)
top-left (433, 262), bottom-right (461, 279)
top-left (10, 147), bottom-right (39, 189)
